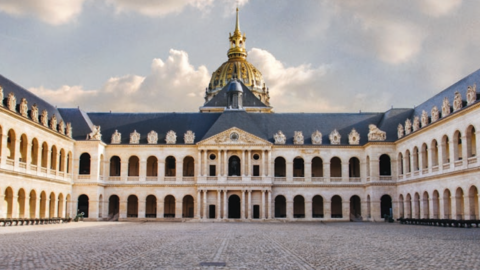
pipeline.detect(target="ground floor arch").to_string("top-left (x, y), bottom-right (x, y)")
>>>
top-left (293, 195), bottom-right (305, 218)
top-left (127, 195), bottom-right (138, 218)
top-left (312, 195), bottom-right (324, 218)
top-left (77, 194), bottom-right (89, 218)
top-left (228, 194), bottom-right (241, 219)
top-left (183, 195), bottom-right (194, 218)
top-left (331, 195), bottom-right (342, 218)
top-left (146, 195), bottom-right (156, 218)
top-left (164, 195), bottom-right (175, 218)
top-left (350, 195), bottom-right (361, 220)
top-left (109, 195), bottom-right (120, 218)
top-left (380, 194), bottom-right (392, 218)
top-left (274, 195), bottom-right (286, 218)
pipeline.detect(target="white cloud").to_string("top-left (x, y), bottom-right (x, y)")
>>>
top-left (419, 0), bottom-right (462, 17)
top-left (106, 0), bottom-right (213, 17)
top-left (0, 0), bottom-right (84, 25)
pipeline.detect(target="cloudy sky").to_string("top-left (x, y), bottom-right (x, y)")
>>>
top-left (0, 0), bottom-right (479, 113)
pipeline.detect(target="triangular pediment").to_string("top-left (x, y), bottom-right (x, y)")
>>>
top-left (198, 127), bottom-right (271, 145)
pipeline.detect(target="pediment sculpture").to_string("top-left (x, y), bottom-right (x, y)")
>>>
top-left (184, 130), bottom-right (195, 144)
top-left (50, 115), bottom-right (57, 131)
top-left (421, 110), bottom-right (428, 128)
top-left (442, 97), bottom-right (451, 117)
top-left (0, 86), bottom-right (3, 106)
top-left (41, 110), bottom-right (48, 127)
top-left (147, 130), bottom-right (158, 144)
top-left (86, 125), bottom-right (102, 140)
top-left (412, 116), bottom-right (420, 132)
top-left (397, 124), bottom-right (404, 139)
top-left (215, 133), bottom-right (228, 143)
top-left (368, 124), bottom-right (386, 141)
top-left (467, 84), bottom-right (476, 105)
top-left (58, 120), bottom-right (65, 135)
top-left (274, 131), bottom-right (286, 144)
top-left (130, 130), bottom-right (140, 144)
top-left (405, 119), bottom-right (412, 135)
top-left (19, 98), bottom-right (28, 117)
top-left (348, 128), bottom-right (360, 145)
top-left (453, 91), bottom-right (462, 112)
top-left (240, 133), bottom-right (255, 143)
top-left (311, 130), bottom-right (322, 145)
top-left (165, 130), bottom-right (177, 144)
top-left (7, 92), bottom-right (16, 111)
top-left (293, 131), bottom-right (304, 145)
top-left (111, 130), bottom-right (121, 144)
top-left (329, 129), bottom-right (341, 145)
top-left (431, 106), bottom-right (439, 123)
top-left (66, 122), bottom-right (72, 138)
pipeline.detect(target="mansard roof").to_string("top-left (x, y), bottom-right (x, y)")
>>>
top-left (203, 80), bottom-right (268, 108)
top-left (0, 75), bottom-right (64, 122)
top-left (58, 108), bottom-right (97, 140)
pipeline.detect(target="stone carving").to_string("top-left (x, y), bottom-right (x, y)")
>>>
top-left (368, 124), bottom-right (386, 141)
top-left (311, 130), bottom-right (322, 145)
top-left (431, 106), bottom-right (439, 123)
top-left (147, 130), bottom-right (158, 144)
top-left (240, 133), bottom-right (255, 143)
top-left (397, 124), bottom-right (404, 139)
top-left (184, 130), bottom-right (195, 144)
top-left (41, 110), bottom-right (48, 127)
top-left (348, 128), bottom-right (360, 145)
top-left (130, 130), bottom-right (140, 144)
top-left (421, 110), bottom-right (428, 128)
top-left (19, 98), bottom-right (28, 117)
top-left (111, 130), bottom-right (121, 144)
top-left (467, 84), bottom-right (477, 105)
top-left (215, 134), bottom-right (228, 143)
top-left (453, 91), bottom-right (462, 112)
top-left (0, 85), bottom-right (3, 106)
top-left (7, 92), bottom-right (16, 111)
top-left (442, 97), bottom-right (451, 117)
top-left (405, 119), bottom-right (412, 135)
top-left (329, 129), bottom-right (341, 145)
top-left (274, 131), bottom-right (286, 144)
top-left (86, 125), bottom-right (101, 140)
top-left (293, 131), bottom-right (304, 145)
top-left (50, 115), bottom-right (57, 131)
top-left (66, 122), bottom-right (72, 138)
top-left (58, 120), bottom-right (65, 135)
top-left (165, 130), bottom-right (177, 144)
top-left (412, 116), bottom-right (420, 132)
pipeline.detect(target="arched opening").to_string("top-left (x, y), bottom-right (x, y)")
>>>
top-left (443, 189), bottom-right (452, 219)
top-left (379, 154), bottom-right (391, 176)
top-left (413, 193), bottom-right (420, 219)
top-left (50, 145), bottom-right (57, 170)
top-left (165, 156), bottom-right (176, 176)
top-left (39, 191), bottom-right (47, 218)
top-left (19, 134), bottom-right (27, 163)
top-left (79, 153), bottom-right (91, 174)
top-left (330, 157), bottom-right (342, 177)
top-left (110, 156), bottom-right (121, 176)
top-left (293, 195), bottom-right (305, 218)
top-left (454, 131), bottom-right (463, 161)
top-left (146, 156), bottom-right (158, 176)
top-left (7, 129), bottom-right (16, 160)
top-left (29, 190), bottom-right (37, 218)
top-left (331, 195), bottom-right (342, 218)
top-left (405, 150), bottom-right (411, 173)
top-left (183, 195), bottom-right (194, 218)
top-left (98, 194), bottom-right (102, 218)
top-left (349, 157), bottom-right (360, 177)
top-left (422, 192), bottom-right (430, 218)
top-left (228, 155), bottom-right (241, 176)
top-left (380, 194), bottom-right (392, 218)
top-left (164, 195), bottom-right (175, 218)
top-left (183, 156), bottom-right (195, 176)
top-left (274, 157), bottom-right (286, 177)
top-left (312, 195), bottom-right (324, 218)
top-left (146, 195), bottom-right (157, 218)
top-left (421, 143), bottom-right (428, 169)
top-left (398, 153), bottom-right (404, 174)
top-left (128, 156), bottom-right (139, 176)
top-left (108, 195), bottom-right (120, 218)
top-left (59, 149), bottom-right (65, 172)
top-left (406, 194), bottom-right (412, 218)
top-left (49, 192), bottom-right (56, 218)
top-left (293, 158), bottom-right (304, 177)
top-left (41, 142), bottom-right (48, 168)
top-left (4, 187), bottom-right (14, 218)
top-left (350, 195), bottom-right (361, 220)
top-left (274, 195), bottom-right (286, 218)
top-left (413, 147), bottom-right (419, 171)
top-left (455, 188), bottom-right (464, 219)
top-left (466, 126), bottom-right (477, 158)
top-left (77, 194), bottom-right (89, 218)
top-left (127, 195), bottom-right (138, 217)
top-left (431, 140), bottom-right (439, 167)
top-left (311, 157), bottom-right (323, 177)
top-left (442, 135), bottom-right (450, 164)
top-left (468, 186), bottom-right (479, 220)
top-left (17, 188), bottom-right (26, 218)
top-left (399, 195), bottom-right (404, 218)
top-left (31, 138), bottom-right (39, 165)
top-left (227, 194), bottom-right (240, 218)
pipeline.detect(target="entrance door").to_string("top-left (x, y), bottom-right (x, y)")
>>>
top-left (209, 205), bottom-right (216, 219)
top-left (253, 205), bottom-right (260, 219)
top-left (228, 195), bottom-right (241, 218)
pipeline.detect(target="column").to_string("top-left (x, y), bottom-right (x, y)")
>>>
top-left (268, 191), bottom-right (273, 219)
top-left (429, 198), bottom-right (435, 219)
top-left (14, 138), bottom-right (21, 167)
top-left (35, 198), bottom-right (41, 218)
top-left (46, 150), bottom-right (51, 174)
top-left (247, 190), bottom-right (252, 219)
top-left (439, 196), bottom-right (445, 219)
top-left (223, 190), bottom-right (228, 219)
top-left (11, 196), bottom-right (18, 218)
top-left (261, 150), bottom-right (265, 177)
top-left (25, 142), bottom-right (32, 167)
top-left (119, 199), bottom-right (127, 219)
top-left (53, 197), bottom-right (59, 218)
top-left (121, 160), bottom-right (128, 181)
top-left (196, 190), bottom-right (201, 219)
top-left (241, 190), bottom-right (246, 219)
top-left (286, 198), bottom-right (293, 219)
top-left (451, 195), bottom-right (458, 219)
top-left (217, 190), bottom-right (221, 220)
top-left (45, 198), bottom-right (50, 218)
top-left (203, 150), bottom-right (207, 177)
top-left (247, 150), bottom-right (252, 177)
top-left (138, 199), bottom-right (146, 218)
top-left (371, 199), bottom-right (381, 220)
top-left (427, 147), bottom-right (433, 173)
top-left (223, 150), bottom-right (228, 177)
top-left (419, 150), bottom-right (425, 174)
top-left (267, 151), bottom-right (272, 177)
top-left (323, 162), bottom-right (330, 182)
top-left (342, 161), bottom-right (349, 182)
top-left (242, 150), bottom-right (246, 176)
top-left (464, 195), bottom-right (471, 220)
top-left (203, 190), bottom-right (207, 219)
top-left (361, 199), bottom-right (368, 220)
top-left (0, 133), bottom-right (7, 167)
top-left (217, 151), bottom-right (221, 176)
top-left (261, 190), bottom-right (266, 219)
top-left (197, 151), bottom-right (202, 177)
top-left (342, 201), bottom-right (350, 220)
top-left (24, 196), bottom-right (30, 218)
top-left (286, 161), bottom-right (293, 182)
top-left (157, 198), bottom-right (164, 219)
top-left (462, 135), bottom-right (468, 166)
top-left (175, 200), bottom-right (182, 218)
top-left (305, 199), bottom-right (312, 220)
top-left (176, 160), bottom-right (183, 182)
top-left (449, 141), bottom-right (455, 166)
top-left (324, 198), bottom-right (331, 219)
top-left (420, 199), bottom-right (426, 218)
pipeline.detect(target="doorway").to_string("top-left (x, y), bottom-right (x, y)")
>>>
top-left (228, 195), bottom-right (241, 218)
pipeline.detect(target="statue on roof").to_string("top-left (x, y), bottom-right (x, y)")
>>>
top-left (41, 110), bottom-right (48, 127)
top-left (467, 84), bottom-right (477, 105)
top-left (442, 97), bottom-right (451, 117)
top-left (19, 98), bottom-right (28, 117)
top-left (293, 131), bottom-right (304, 145)
top-left (329, 129), bottom-right (341, 145)
top-left (412, 116), bottom-right (420, 132)
top-left (453, 91), bottom-right (463, 112)
top-left (421, 110), bottom-right (429, 128)
top-left (311, 130), bottom-right (322, 145)
top-left (397, 124), bottom-right (404, 139)
top-left (130, 130), bottom-right (140, 144)
top-left (66, 122), bottom-right (73, 138)
top-left (87, 125), bottom-right (101, 140)
top-left (431, 106), bottom-right (439, 122)
top-left (7, 92), bottom-right (16, 111)
top-left (368, 124), bottom-right (386, 141)
top-left (349, 128), bottom-right (360, 145)
top-left (184, 130), bottom-right (195, 144)
top-left (0, 85), bottom-right (3, 106)
top-left (147, 130), bottom-right (158, 144)
top-left (50, 114), bottom-right (57, 131)
top-left (274, 131), bottom-right (286, 144)
top-left (165, 130), bottom-right (177, 144)
top-left (405, 119), bottom-right (412, 135)
top-left (111, 130), bottom-right (121, 144)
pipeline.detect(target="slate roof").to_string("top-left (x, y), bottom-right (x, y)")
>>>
top-left (57, 108), bottom-right (96, 140)
top-left (203, 80), bottom-right (268, 108)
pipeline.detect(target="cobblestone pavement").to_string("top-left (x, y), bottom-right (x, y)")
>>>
top-left (1, 221), bottom-right (479, 270)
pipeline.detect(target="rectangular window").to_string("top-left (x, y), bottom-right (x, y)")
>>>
top-left (253, 165), bottom-right (260, 176)
top-left (209, 165), bottom-right (216, 176)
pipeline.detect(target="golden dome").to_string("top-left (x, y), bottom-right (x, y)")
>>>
top-left (205, 8), bottom-right (269, 105)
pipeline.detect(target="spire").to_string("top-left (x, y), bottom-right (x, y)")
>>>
top-left (235, 7), bottom-right (240, 34)
top-left (227, 7), bottom-right (247, 59)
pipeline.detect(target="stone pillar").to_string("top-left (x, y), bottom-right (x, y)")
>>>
top-left (10, 196), bottom-right (18, 218)
top-left (203, 150), bottom-right (207, 177)
top-left (157, 198), bottom-right (164, 219)
top-left (121, 160), bottom-right (128, 181)
top-left (305, 161), bottom-right (312, 182)
top-left (197, 151), bottom-right (202, 177)
top-left (268, 191), bottom-right (272, 219)
top-left (419, 150), bottom-right (425, 174)
top-left (464, 195), bottom-right (471, 220)
top-left (223, 190), bottom-right (228, 219)
top-left (286, 161), bottom-right (293, 182)
top-left (35, 198), bottom-right (41, 218)
top-left (159, 159), bottom-right (165, 180)
top-left (45, 198), bottom-right (50, 218)
top-left (449, 141), bottom-right (455, 166)
top-left (217, 190), bottom-right (221, 220)
top-left (462, 135), bottom-right (468, 166)
top-left (420, 199), bottom-right (426, 218)
top-left (24, 196), bottom-right (30, 219)
top-left (247, 190), bottom-right (252, 219)
top-left (196, 190), bottom-right (201, 218)
top-left (138, 200), bottom-right (146, 218)
top-left (216, 151), bottom-right (221, 176)
top-left (439, 197), bottom-right (446, 219)
top-left (305, 199), bottom-right (312, 220)
top-left (261, 190), bottom-right (266, 219)
top-left (25, 142), bottom-right (31, 166)
top-left (46, 150), bottom-right (52, 174)
top-left (14, 138), bottom-right (21, 167)
top-left (371, 200), bottom-right (381, 220)
top-left (323, 162), bottom-right (330, 182)
top-left (361, 199), bottom-right (368, 220)
top-left (261, 150), bottom-right (265, 177)
top-left (203, 190), bottom-right (207, 219)
top-left (247, 150), bottom-right (252, 177)
top-left (175, 200), bottom-right (182, 218)
top-left (427, 147), bottom-right (433, 173)
top-left (342, 201), bottom-right (350, 220)
top-left (176, 160), bottom-right (183, 182)
top-left (324, 198), bottom-right (331, 219)
top-left (0, 132), bottom-right (7, 167)
top-left (429, 198), bottom-right (435, 219)
top-left (286, 198), bottom-right (293, 220)
top-left (0, 195), bottom-right (5, 218)
top-left (242, 150), bottom-right (246, 176)
top-left (223, 150), bottom-right (228, 177)
top-left (342, 162), bottom-right (349, 182)
top-left (267, 151), bottom-right (272, 177)
top-left (119, 199), bottom-right (127, 219)
top-left (241, 190), bottom-right (246, 219)
top-left (451, 195), bottom-right (458, 219)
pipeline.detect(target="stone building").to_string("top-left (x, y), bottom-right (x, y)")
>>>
top-left (0, 10), bottom-right (479, 222)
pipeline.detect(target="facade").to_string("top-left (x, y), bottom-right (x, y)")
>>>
top-left (1, 11), bottom-right (479, 222)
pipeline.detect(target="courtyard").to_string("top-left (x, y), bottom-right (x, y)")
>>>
top-left (0, 221), bottom-right (479, 269)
